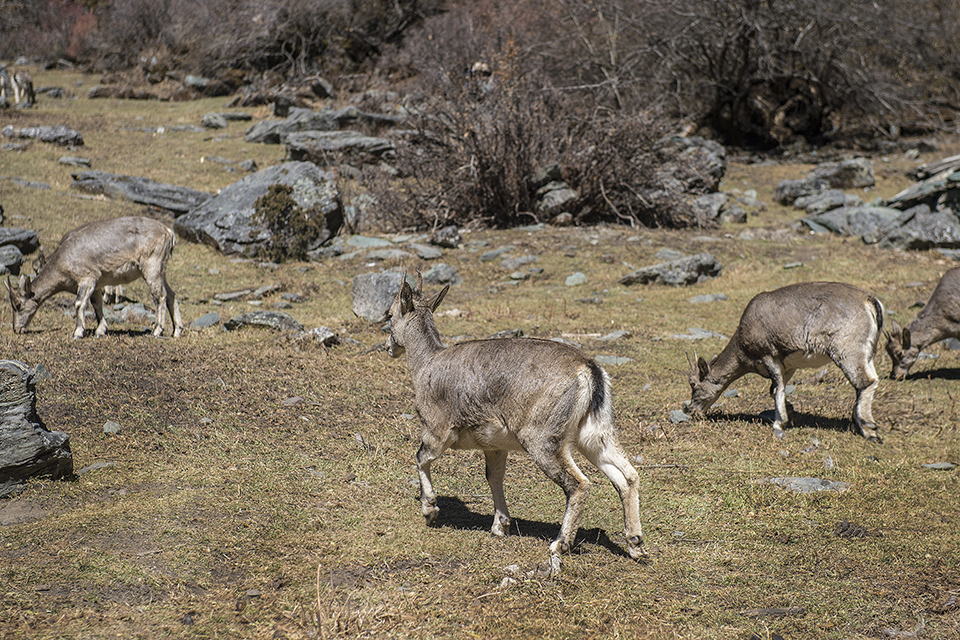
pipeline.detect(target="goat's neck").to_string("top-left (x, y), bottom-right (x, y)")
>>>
top-left (907, 306), bottom-right (950, 350)
top-left (29, 266), bottom-right (75, 303)
top-left (708, 334), bottom-right (754, 386)
top-left (403, 314), bottom-right (446, 379)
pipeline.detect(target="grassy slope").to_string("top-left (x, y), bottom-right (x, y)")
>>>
top-left (0, 68), bottom-right (958, 639)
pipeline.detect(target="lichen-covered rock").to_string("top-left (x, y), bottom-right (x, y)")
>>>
top-left (620, 253), bottom-right (723, 286)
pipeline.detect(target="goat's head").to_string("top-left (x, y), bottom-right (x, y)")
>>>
top-left (5, 275), bottom-right (38, 334)
top-left (885, 320), bottom-right (917, 379)
top-left (387, 271), bottom-right (448, 358)
top-left (683, 350), bottom-right (721, 414)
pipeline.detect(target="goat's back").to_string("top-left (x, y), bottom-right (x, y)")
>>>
top-left (415, 337), bottom-right (608, 427)
top-left (52, 217), bottom-right (174, 273)
top-left (915, 267), bottom-right (960, 327)
top-left (737, 282), bottom-right (882, 358)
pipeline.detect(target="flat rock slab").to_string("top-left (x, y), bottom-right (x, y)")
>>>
top-left (223, 311), bottom-right (303, 332)
top-left (759, 477), bottom-right (851, 494)
top-left (71, 170), bottom-right (212, 214)
top-left (246, 106), bottom-right (404, 144)
top-left (620, 253), bottom-right (723, 286)
top-left (0, 228), bottom-right (40, 254)
top-left (285, 130), bottom-right (397, 165)
top-left (1, 124), bottom-right (83, 146)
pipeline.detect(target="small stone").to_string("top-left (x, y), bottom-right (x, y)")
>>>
top-left (597, 330), bottom-right (631, 341)
top-left (594, 355), bottom-right (632, 366)
top-left (670, 410), bottom-right (691, 423)
top-left (722, 389), bottom-right (740, 398)
top-left (103, 421), bottom-right (121, 435)
top-left (510, 271), bottom-right (530, 281)
top-left (689, 293), bottom-right (728, 304)
top-left (565, 272), bottom-right (587, 286)
top-left (190, 312), bottom-right (221, 330)
top-left (282, 396), bottom-right (303, 406)
top-left (922, 462), bottom-right (956, 471)
top-left (783, 262), bottom-right (803, 269)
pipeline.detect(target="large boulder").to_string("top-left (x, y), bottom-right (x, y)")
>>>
top-left (801, 206), bottom-right (904, 244)
top-left (0, 361), bottom-right (72, 498)
top-left (71, 171), bottom-right (212, 215)
top-left (352, 271), bottom-right (407, 322)
top-left (807, 158), bottom-right (875, 189)
top-left (877, 205), bottom-right (960, 251)
top-left (174, 162), bottom-right (343, 257)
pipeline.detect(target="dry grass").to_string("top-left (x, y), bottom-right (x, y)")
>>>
top-left (1, 67), bottom-right (959, 640)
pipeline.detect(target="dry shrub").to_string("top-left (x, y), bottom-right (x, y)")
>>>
top-left (255, 184), bottom-right (328, 262)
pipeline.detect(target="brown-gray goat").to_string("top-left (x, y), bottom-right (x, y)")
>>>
top-left (886, 267), bottom-right (960, 379)
top-left (6, 216), bottom-right (183, 339)
top-left (684, 282), bottom-right (884, 441)
top-left (387, 274), bottom-right (645, 564)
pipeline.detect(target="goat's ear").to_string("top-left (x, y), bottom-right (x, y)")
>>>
top-left (397, 279), bottom-right (415, 315)
top-left (33, 249), bottom-right (45, 273)
top-left (429, 285), bottom-right (450, 313)
top-left (20, 274), bottom-right (31, 298)
top-left (697, 356), bottom-right (710, 382)
top-left (902, 327), bottom-right (911, 351)
top-left (414, 270), bottom-right (424, 296)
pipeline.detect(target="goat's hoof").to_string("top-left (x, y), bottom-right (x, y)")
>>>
top-left (627, 536), bottom-right (648, 560)
top-left (490, 518), bottom-right (511, 537)
top-left (867, 434), bottom-right (883, 444)
top-left (772, 426), bottom-right (786, 439)
top-left (423, 506), bottom-right (440, 527)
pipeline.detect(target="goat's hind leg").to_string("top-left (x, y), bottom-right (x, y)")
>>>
top-left (839, 357), bottom-right (882, 442)
top-left (526, 441), bottom-right (591, 557)
top-left (91, 288), bottom-right (108, 337)
top-left (762, 357), bottom-right (790, 438)
top-left (578, 426), bottom-right (646, 559)
top-left (73, 281), bottom-right (97, 339)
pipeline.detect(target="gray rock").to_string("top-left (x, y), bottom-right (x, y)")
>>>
top-left (597, 330), bottom-right (631, 341)
top-left (409, 243), bottom-right (443, 260)
top-left (537, 185), bottom-right (578, 213)
top-left (0, 361), bottom-right (72, 498)
top-left (430, 225), bottom-right (461, 248)
top-left (885, 168), bottom-right (960, 212)
top-left (295, 326), bottom-right (341, 346)
top-left (921, 462), bottom-right (956, 470)
top-left (760, 477), bottom-right (851, 494)
top-left (802, 206), bottom-right (904, 244)
top-left (774, 178), bottom-right (828, 206)
top-left (620, 253), bottom-right (722, 286)
top-left (500, 254), bottom-right (538, 270)
top-left (529, 164), bottom-right (563, 190)
top-left (103, 421), bottom-right (121, 435)
top-left (807, 157), bottom-right (875, 189)
top-left (655, 248), bottom-right (686, 261)
top-left (223, 311), bottom-right (303, 332)
top-left (285, 130), bottom-right (396, 165)
top-left (361, 248), bottom-right (414, 262)
top-left (423, 263), bottom-right (463, 286)
top-left (565, 272), bottom-right (587, 286)
top-left (352, 271), bottom-right (406, 322)
top-left (347, 235), bottom-right (392, 249)
top-left (10, 178), bottom-right (49, 190)
top-left (174, 162), bottom-right (343, 257)
top-left (58, 156), bottom-right (91, 167)
top-left (0, 245), bottom-right (23, 275)
top-left (238, 159), bottom-right (258, 172)
top-left (246, 106), bottom-right (403, 144)
top-left (201, 112), bottom-right (228, 129)
top-left (794, 189), bottom-right (863, 215)
top-left (72, 170), bottom-right (211, 214)
top-left (719, 203), bottom-right (748, 224)
top-left (190, 312), bottom-right (221, 330)
top-left (594, 355), bottom-right (632, 366)
top-left (1, 124), bottom-right (83, 146)
top-left (670, 410), bottom-right (691, 424)
top-left (689, 293), bottom-right (728, 304)
top-left (692, 192), bottom-right (728, 221)
top-left (877, 205), bottom-right (960, 250)
top-left (480, 246), bottom-right (514, 261)
top-left (670, 327), bottom-right (728, 340)
top-left (0, 228), bottom-right (40, 254)
top-left (655, 136), bottom-right (727, 192)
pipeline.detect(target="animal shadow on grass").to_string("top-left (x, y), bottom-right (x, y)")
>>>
top-left (708, 410), bottom-right (857, 437)
top-left (905, 366), bottom-right (960, 382)
top-left (433, 495), bottom-right (633, 559)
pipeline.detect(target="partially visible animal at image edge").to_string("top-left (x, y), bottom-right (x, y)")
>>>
top-left (886, 266), bottom-right (960, 379)
top-left (6, 216), bottom-right (184, 339)
top-left (0, 66), bottom-right (35, 107)
top-left (388, 273), bottom-right (645, 568)
top-left (684, 282), bottom-right (885, 442)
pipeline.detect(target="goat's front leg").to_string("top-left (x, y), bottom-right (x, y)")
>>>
top-left (484, 449), bottom-right (511, 537)
top-left (91, 288), bottom-right (108, 337)
top-left (416, 441), bottom-right (442, 526)
top-left (73, 281), bottom-right (97, 339)
top-left (762, 357), bottom-right (789, 438)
